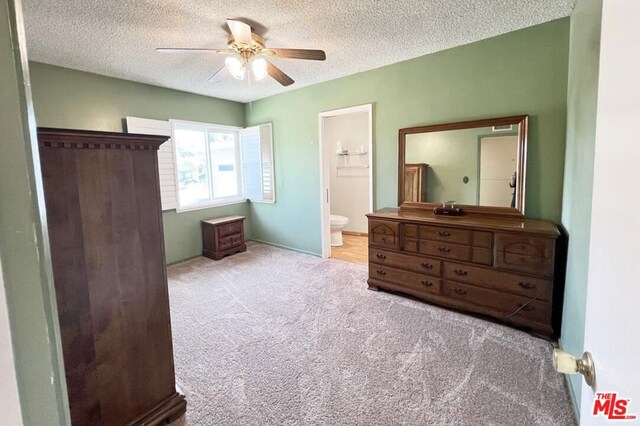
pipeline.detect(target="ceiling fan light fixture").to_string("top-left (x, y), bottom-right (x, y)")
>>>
top-left (251, 57), bottom-right (268, 81)
top-left (157, 18), bottom-right (324, 87)
top-left (225, 55), bottom-right (246, 80)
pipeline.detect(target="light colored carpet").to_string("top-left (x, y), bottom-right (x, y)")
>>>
top-left (167, 242), bottom-right (575, 425)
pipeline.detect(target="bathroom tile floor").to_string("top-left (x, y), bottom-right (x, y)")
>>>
top-left (330, 234), bottom-right (368, 264)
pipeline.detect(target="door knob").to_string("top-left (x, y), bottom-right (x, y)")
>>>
top-left (553, 349), bottom-right (596, 387)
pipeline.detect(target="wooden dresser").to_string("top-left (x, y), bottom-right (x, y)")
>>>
top-left (202, 215), bottom-right (247, 260)
top-left (367, 208), bottom-right (561, 336)
top-left (38, 128), bottom-right (186, 425)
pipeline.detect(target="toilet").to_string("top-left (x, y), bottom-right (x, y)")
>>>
top-left (330, 214), bottom-right (349, 246)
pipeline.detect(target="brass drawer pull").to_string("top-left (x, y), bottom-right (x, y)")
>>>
top-left (420, 280), bottom-right (433, 287)
top-left (438, 246), bottom-right (451, 253)
top-left (376, 253), bottom-right (386, 260)
top-left (517, 303), bottom-right (535, 312)
top-left (518, 281), bottom-right (536, 290)
top-left (376, 269), bottom-right (386, 276)
top-left (381, 237), bottom-right (387, 243)
top-left (421, 262), bottom-right (433, 269)
top-left (454, 269), bottom-right (467, 276)
top-left (454, 288), bottom-right (467, 295)
top-left (437, 231), bottom-right (451, 237)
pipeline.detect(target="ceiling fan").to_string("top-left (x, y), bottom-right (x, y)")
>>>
top-left (157, 19), bottom-right (326, 87)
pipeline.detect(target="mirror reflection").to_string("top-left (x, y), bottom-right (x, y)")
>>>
top-left (404, 124), bottom-right (520, 208)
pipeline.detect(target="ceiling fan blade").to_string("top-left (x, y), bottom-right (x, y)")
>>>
top-left (227, 19), bottom-right (252, 45)
top-left (268, 48), bottom-right (326, 61)
top-left (156, 47), bottom-right (227, 53)
top-left (266, 61), bottom-right (294, 86)
top-left (208, 66), bottom-right (229, 83)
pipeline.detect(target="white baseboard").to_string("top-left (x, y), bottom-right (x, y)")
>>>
top-left (248, 239), bottom-right (322, 258)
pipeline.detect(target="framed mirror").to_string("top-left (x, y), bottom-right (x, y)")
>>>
top-left (398, 115), bottom-right (528, 217)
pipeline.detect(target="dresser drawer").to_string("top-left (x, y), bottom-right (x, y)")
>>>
top-left (471, 247), bottom-right (492, 265)
top-left (420, 225), bottom-right (472, 245)
top-left (371, 233), bottom-right (398, 249)
top-left (369, 264), bottom-right (441, 295)
top-left (403, 237), bottom-right (419, 253)
top-left (218, 221), bottom-right (242, 237)
top-left (421, 240), bottom-right (472, 262)
top-left (442, 280), bottom-right (549, 323)
top-left (404, 224), bottom-right (419, 238)
top-left (495, 233), bottom-right (555, 276)
top-left (369, 248), bottom-right (441, 277)
top-left (369, 220), bottom-right (400, 250)
top-left (473, 231), bottom-right (493, 249)
top-left (370, 220), bottom-right (399, 236)
top-left (442, 262), bottom-right (552, 301)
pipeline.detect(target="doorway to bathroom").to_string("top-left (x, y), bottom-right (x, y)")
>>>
top-left (318, 104), bottom-right (373, 263)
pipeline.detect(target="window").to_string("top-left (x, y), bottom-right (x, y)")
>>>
top-left (127, 117), bottom-right (274, 211)
top-left (170, 120), bottom-right (275, 211)
top-left (172, 121), bottom-right (242, 210)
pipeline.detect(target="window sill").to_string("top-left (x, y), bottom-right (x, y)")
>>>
top-left (247, 199), bottom-right (276, 204)
top-left (175, 198), bottom-right (247, 213)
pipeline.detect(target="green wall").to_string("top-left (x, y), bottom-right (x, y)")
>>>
top-left (560, 0), bottom-right (602, 415)
top-left (162, 203), bottom-right (249, 263)
top-left (28, 62), bottom-right (249, 264)
top-left (0, 0), bottom-right (69, 423)
top-left (246, 19), bottom-right (570, 255)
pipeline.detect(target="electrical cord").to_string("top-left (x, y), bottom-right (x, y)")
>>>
top-left (504, 290), bottom-right (544, 319)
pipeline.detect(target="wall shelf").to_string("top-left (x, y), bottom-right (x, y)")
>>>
top-left (336, 151), bottom-right (367, 156)
top-left (337, 165), bottom-right (369, 170)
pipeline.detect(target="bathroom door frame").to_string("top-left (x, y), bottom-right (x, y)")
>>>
top-left (318, 103), bottom-right (373, 259)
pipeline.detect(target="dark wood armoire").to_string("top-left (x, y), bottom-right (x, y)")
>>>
top-left (404, 163), bottom-right (428, 202)
top-left (37, 128), bottom-right (186, 425)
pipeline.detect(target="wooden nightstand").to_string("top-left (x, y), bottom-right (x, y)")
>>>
top-left (201, 215), bottom-right (247, 260)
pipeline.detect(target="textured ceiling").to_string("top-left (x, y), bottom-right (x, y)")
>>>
top-left (22, 0), bottom-right (575, 103)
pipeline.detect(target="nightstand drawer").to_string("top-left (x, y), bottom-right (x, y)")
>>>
top-left (218, 221), bottom-right (242, 237)
top-left (219, 234), bottom-right (243, 250)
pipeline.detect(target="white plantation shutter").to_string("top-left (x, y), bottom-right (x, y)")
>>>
top-left (241, 123), bottom-right (275, 203)
top-left (241, 126), bottom-right (262, 200)
top-left (125, 117), bottom-right (177, 210)
top-left (259, 124), bottom-right (274, 202)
